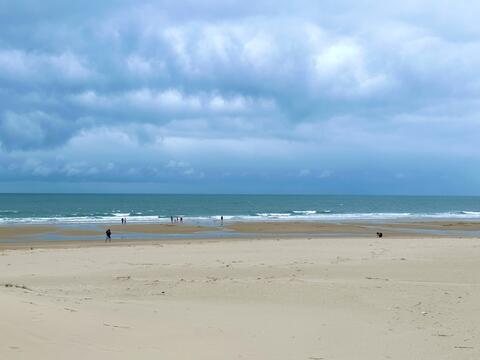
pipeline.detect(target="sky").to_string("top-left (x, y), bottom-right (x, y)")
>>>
top-left (1, 0), bottom-right (480, 194)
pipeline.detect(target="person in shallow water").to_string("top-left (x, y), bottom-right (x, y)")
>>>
top-left (105, 229), bottom-right (112, 242)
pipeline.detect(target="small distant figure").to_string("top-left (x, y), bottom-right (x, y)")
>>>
top-left (376, 232), bottom-right (383, 238)
top-left (121, 218), bottom-right (124, 224)
top-left (170, 216), bottom-right (174, 224)
top-left (106, 228), bottom-right (112, 242)
top-left (180, 217), bottom-right (183, 223)
top-left (221, 215), bottom-right (224, 224)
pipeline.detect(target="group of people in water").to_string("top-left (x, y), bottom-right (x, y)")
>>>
top-left (170, 216), bottom-right (183, 223)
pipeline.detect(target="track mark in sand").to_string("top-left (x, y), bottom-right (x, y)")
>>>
top-left (21, 300), bottom-right (37, 305)
top-left (115, 276), bottom-right (131, 280)
top-left (64, 307), bottom-right (78, 312)
top-left (126, 262), bottom-right (154, 266)
top-left (365, 276), bottom-right (389, 281)
top-left (145, 279), bottom-right (163, 286)
top-left (3, 283), bottom-right (33, 291)
top-left (454, 346), bottom-right (474, 349)
top-left (331, 256), bottom-right (350, 264)
top-left (103, 323), bottom-right (131, 329)
top-left (309, 357), bottom-right (323, 360)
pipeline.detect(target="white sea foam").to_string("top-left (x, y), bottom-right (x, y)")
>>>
top-left (113, 213), bottom-right (130, 217)
top-left (459, 211), bottom-right (480, 215)
top-left (2, 211), bottom-right (480, 225)
top-left (0, 215), bottom-right (165, 225)
top-left (256, 213), bottom-right (291, 218)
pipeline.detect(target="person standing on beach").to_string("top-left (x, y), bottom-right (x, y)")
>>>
top-left (171, 216), bottom-right (173, 224)
top-left (105, 229), bottom-right (112, 242)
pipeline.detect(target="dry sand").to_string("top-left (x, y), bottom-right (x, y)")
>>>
top-left (1, 235), bottom-right (480, 359)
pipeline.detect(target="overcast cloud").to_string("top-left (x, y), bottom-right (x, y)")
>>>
top-left (1, 0), bottom-right (479, 194)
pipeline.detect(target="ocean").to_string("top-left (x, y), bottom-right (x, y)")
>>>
top-left (1, 194), bottom-right (480, 225)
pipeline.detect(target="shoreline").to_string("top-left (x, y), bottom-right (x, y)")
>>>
top-left (0, 219), bottom-right (479, 249)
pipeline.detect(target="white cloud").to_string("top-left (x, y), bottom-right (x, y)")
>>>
top-left (70, 89), bottom-right (275, 117)
top-left (0, 50), bottom-right (93, 82)
top-left (312, 40), bottom-right (390, 96)
top-left (126, 55), bottom-right (164, 76)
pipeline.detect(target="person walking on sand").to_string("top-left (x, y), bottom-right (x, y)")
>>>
top-left (105, 228), bottom-right (112, 242)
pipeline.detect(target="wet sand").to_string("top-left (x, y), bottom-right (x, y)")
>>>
top-left (110, 223), bottom-right (215, 234)
top-left (380, 221), bottom-right (480, 231)
top-left (0, 224), bottom-right (216, 242)
top-left (0, 226), bottom-right (58, 239)
top-left (2, 220), bottom-right (475, 244)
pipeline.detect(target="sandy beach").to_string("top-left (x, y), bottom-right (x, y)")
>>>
top-left (1, 230), bottom-right (480, 359)
top-left (3, 0), bottom-right (479, 357)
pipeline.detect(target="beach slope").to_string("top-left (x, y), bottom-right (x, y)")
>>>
top-left (1, 236), bottom-right (479, 359)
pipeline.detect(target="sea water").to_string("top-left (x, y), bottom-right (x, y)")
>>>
top-left (1, 194), bottom-right (480, 225)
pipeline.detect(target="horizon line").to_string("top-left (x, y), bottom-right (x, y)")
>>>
top-left (1, 192), bottom-right (480, 197)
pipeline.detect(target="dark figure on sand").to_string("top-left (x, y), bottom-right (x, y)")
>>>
top-left (106, 229), bottom-right (112, 242)
top-left (376, 232), bottom-right (383, 238)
